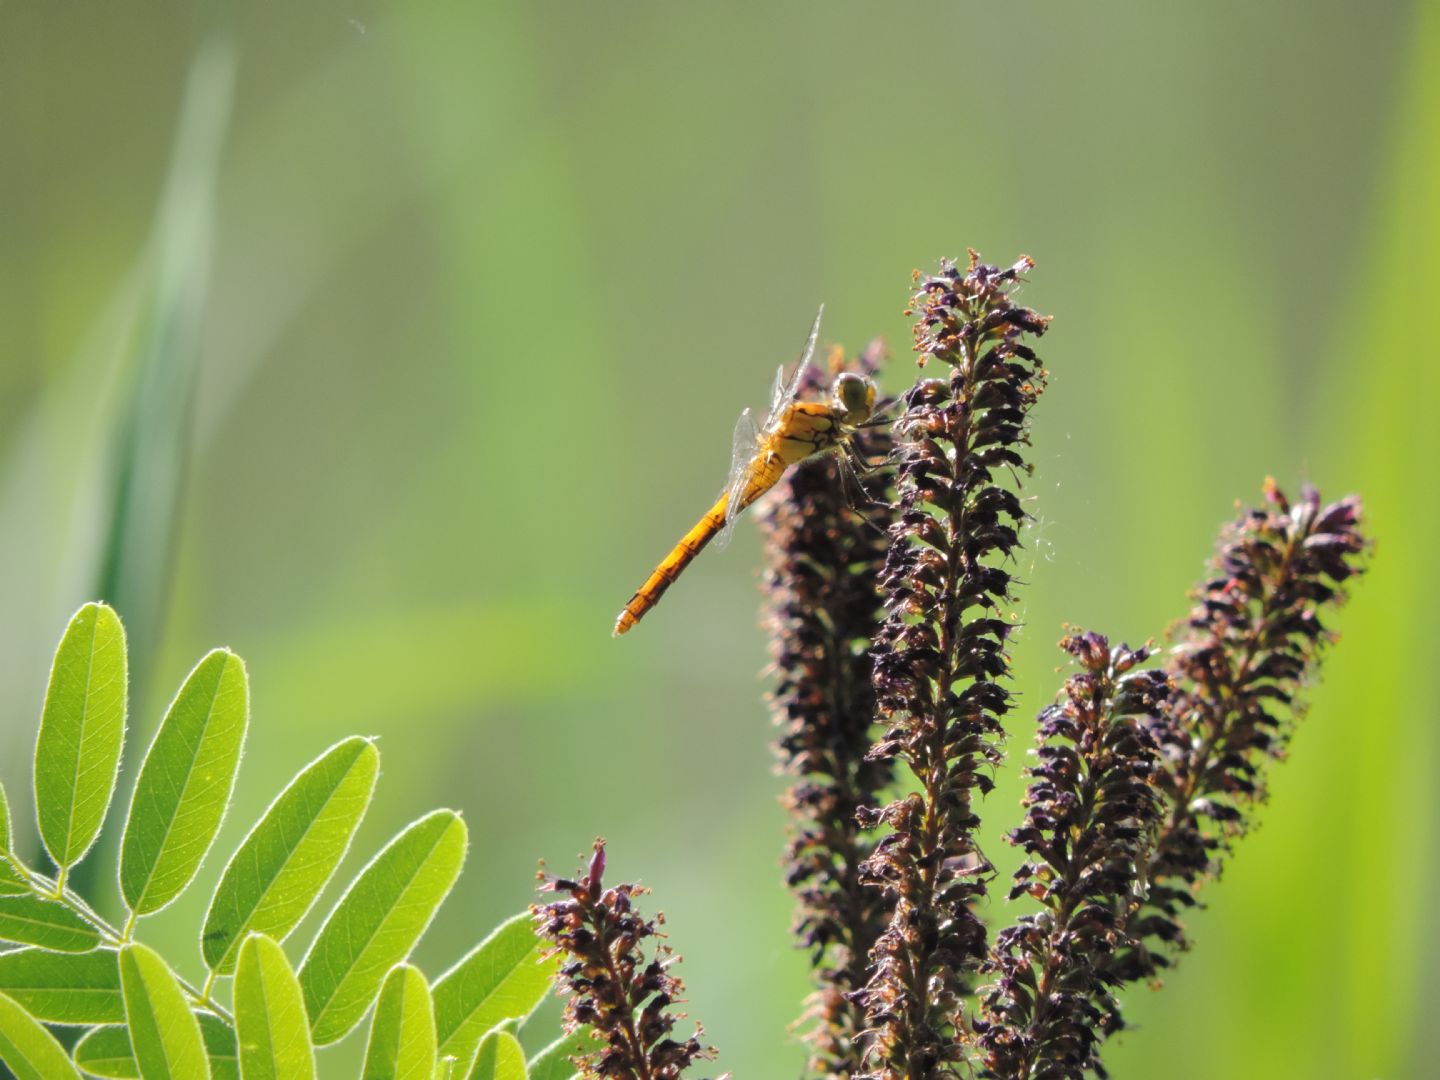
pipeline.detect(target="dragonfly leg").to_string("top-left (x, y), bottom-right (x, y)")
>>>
top-left (841, 440), bottom-right (890, 486)
top-left (833, 447), bottom-right (890, 536)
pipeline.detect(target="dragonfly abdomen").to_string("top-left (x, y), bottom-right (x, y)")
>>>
top-left (611, 307), bottom-right (879, 639)
top-left (612, 454), bottom-right (787, 636)
top-left (613, 493), bottom-right (730, 636)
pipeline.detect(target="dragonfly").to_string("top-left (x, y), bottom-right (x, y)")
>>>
top-left (613, 306), bottom-right (880, 637)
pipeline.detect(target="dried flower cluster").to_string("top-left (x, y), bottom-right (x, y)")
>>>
top-left (1108, 481), bottom-right (1369, 988)
top-left (976, 634), bottom-right (1171, 1079)
top-left (760, 341), bottom-right (895, 1075)
top-left (534, 840), bottom-right (715, 1080)
top-left (855, 254), bottom-right (1051, 1078)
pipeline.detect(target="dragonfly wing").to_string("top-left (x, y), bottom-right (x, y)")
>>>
top-left (715, 307), bottom-right (824, 551)
top-left (716, 406), bottom-right (760, 551)
top-left (768, 364), bottom-right (787, 420)
top-left (766, 303), bottom-right (825, 426)
top-left (797, 301), bottom-right (825, 375)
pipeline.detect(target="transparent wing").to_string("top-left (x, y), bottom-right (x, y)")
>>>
top-left (716, 406), bottom-right (760, 551)
top-left (768, 364), bottom-right (787, 420)
top-left (715, 306), bottom-right (823, 551)
top-left (764, 303), bottom-right (825, 428)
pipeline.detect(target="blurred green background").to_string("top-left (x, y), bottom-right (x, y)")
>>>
top-left (1, 3), bottom-right (1433, 1077)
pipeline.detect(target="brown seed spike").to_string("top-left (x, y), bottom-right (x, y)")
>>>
top-left (1103, 483), bottom-right (1368, 1004)
top-left (534, 840), bottom-right (718, 1080)
top-left (759, 340), bottom-right (895, 1077)
top-left (853, 255), bottom-right (1050, 1079)
top-left (976, 634), bottom-right (1171, 1078)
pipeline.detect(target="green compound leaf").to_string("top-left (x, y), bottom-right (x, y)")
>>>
top-left (202, 736), bottom-right (380, 975)
top-left (467, 1031), bottom-right (526, 1080)
top-left (235, 933), bottom-right (315, 1080)
top-left (34, 602), bottom-right (128, 871)
top-left (0, 989), bottom-right (82, 1080)
top-left (433, 912), bottom-right (555, 1063)
top-left (0, 894), bottom-right (102, 952)
top-left (362, 964), bottom-right (436, 1080)
top-left (120, 648), bottom-right (249, 917)
top-left (436, 1058), bottom-right (459, 1080)
top-left (119, 943), bottom-right (211, 1080)
top-left (73, 1015), bottom-right (238, 1080)
top-left (0, 864), bottom-right (26, 897)
top-left (299, 809), bottom-right (467, 1046)
top-left (526, 1032), bottom-right (592, 1080)
top-left (0, 947), bottom-right (122, 1023)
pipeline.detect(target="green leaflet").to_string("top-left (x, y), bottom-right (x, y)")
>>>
top-left (72, 1026), bottom-right (143, 1080)
top-left (234, 933), bottom-right (315, 1080)
top-left (0, 789), bottom-right (23, 894)
top-left (0, 947), bottom-right (122, 1023)
top-left (120, 649), bottom-right (249, 916)
top-left (0, 894), bottom-right (101, 952)
top-left (33, 603), bottom-right (128, 871)
top-left (433, 912), bottom-right (555, 1062)
top-left (467, 1030), bottom-right (527, 1080)
top-left (72, 1015), bottom-right (238, 1080)
top-left (202, 736), bottom-right (379, 975)
top-left (0, 989), bottom-right (82, 1080)
top-left (299, 809), bottom-right (467, 1046)
top-left (526, 1032), bottom-right (592, 1080)
top-left (119, 943), bottom-right (211, 1080)
top-left (0, 782), bottom-right (20, 895)
top-left (362, 964), bottom-right (437, 1080)
top-left (0, 781), bottom-right (11, 853)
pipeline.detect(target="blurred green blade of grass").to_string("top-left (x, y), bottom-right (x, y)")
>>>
top-left (98, 38), bottom-right (237, 678)
top-left (59, 39), bottom-right (237, 910)
top-left (1317, 9), bottom-right (1439, 1076)
top-left (0, 39), bottom-right (237, 724)
top-left (1104, 7), bottom-right (1437, 1077)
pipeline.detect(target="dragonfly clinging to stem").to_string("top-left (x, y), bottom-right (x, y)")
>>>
top-left (613, 306), bottom-right (881, 637)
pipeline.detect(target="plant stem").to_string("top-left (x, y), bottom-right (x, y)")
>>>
top-left (12, 858), bottom-right (233, 1022)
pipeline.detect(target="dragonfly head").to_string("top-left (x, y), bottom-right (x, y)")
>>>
top-left (831, 372), bottom-right (877, 426)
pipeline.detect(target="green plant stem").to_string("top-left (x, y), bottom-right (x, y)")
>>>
top-left (6, 854), bottom-right (233, 1023)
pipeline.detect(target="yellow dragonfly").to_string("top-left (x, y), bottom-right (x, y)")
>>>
top-left (614, 306), bottom-right (880, 636)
